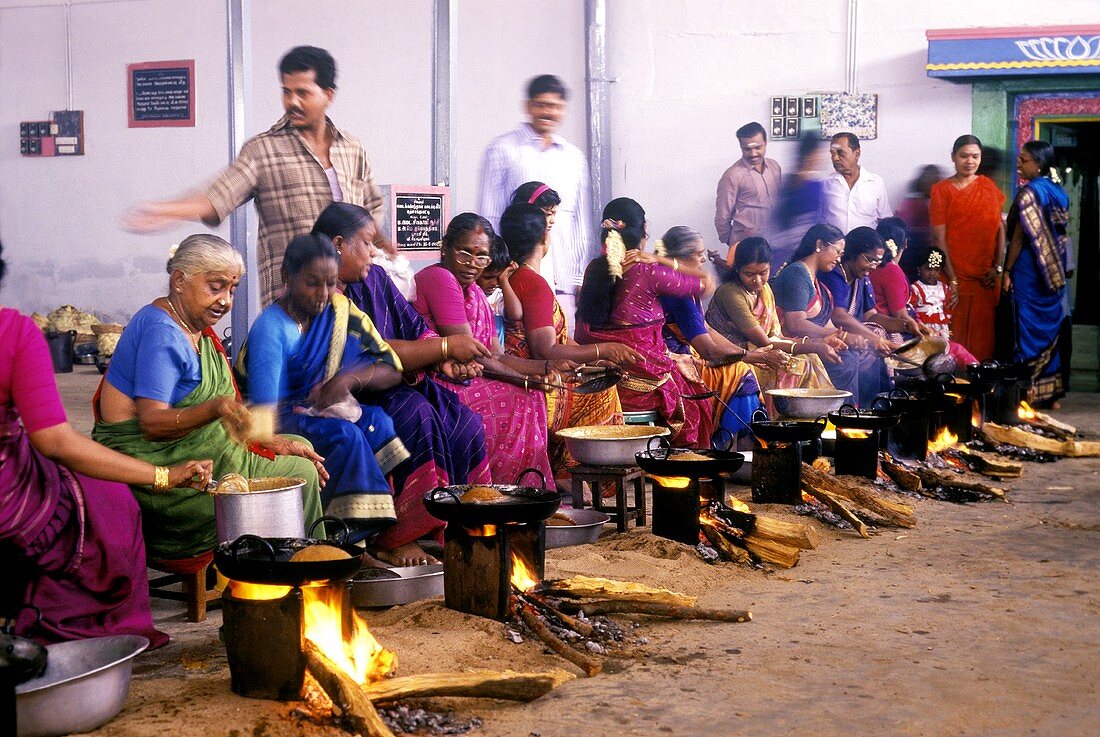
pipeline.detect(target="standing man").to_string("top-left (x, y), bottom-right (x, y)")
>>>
top-left (477, 75), bottom-right (591, 323)
top-left (823, 132), bottom-right (893, 232)
top-left (126, 46), bottom-right (390, 307)
top-left (714, 121), bottom-right (781, 254)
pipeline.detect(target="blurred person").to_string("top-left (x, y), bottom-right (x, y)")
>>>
top-left (823, 132), bottom-right (893, 232)
top-left (896, 164), bottom-right (944, 251)
top-left (763, 135), bottom-right (828, 271)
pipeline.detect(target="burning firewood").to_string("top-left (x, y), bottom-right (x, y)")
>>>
top-left (982, 424), bottom-right (1100, 458)
top-left (557, 599), bottom-right (752, 623)
top-left (1016, 402), bottom-right (1077, 439)
top-left (522, 591), bottom-right (596, 638)
top-left (513, 596), bottom-right (603, 677)
top-left (713, 505), bottom-right (820, 551)
top-left (700, 522), bottom-right (752, 564)
top-left (900, 464), bottom-right (1006, 501)
top-left (880, 455), bottom-right (922, 492)
top-left (947, 446), bottom-right (1023, 479)
top-left (801, 464), bottom-right (917, 528)
top-left (304, 639), bottom-right (396, 737)
top-left (363, 669), bottom-right (576, 703)
top-left (543, 575), bottom-right (697, 607)
top-left (799, 485), bottom-right (870, 538)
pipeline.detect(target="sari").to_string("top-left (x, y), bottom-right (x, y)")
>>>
top-left (344, 266), bottom-right (491, 550)
top-left (1001, 177), bottom-right (1069, 404)
top-left (93, 313), bottom-right (323, 561)
top-left (705, 281), bottom-right (834, 407)
top-left (819, 267), bottom-right (890, 406)
top-left (929, 175), bottom-right (1005, 361)
top-left (413, 264), bottom-right (553, 484)
top-left (504, 266), bottom-right (622, 474)
top-left (238, 293), bottom-right (407, 537)
top-left (576, 263), bottom-right (714, 447)
top-left (1, 309), bottom-right (166, 647)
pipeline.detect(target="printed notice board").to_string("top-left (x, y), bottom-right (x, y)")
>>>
top-left (391, 185), bottom-right (449, 251)
top-left (128, 60), bottom-right (195, 128)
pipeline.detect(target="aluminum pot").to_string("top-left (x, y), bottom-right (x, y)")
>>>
top-left (214, 476), bottom-right (306, 544)
top-left (556, 425), bottom-right (671, 466)
top-left (16, 635), bottom-right (148, 737)
top-left (766, 388), bottom-right (852, 419)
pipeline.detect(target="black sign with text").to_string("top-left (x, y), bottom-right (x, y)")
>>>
top-left (130, 66), bottom-right (192, 123)
top-left (394, 193), bottom-right (445, 250)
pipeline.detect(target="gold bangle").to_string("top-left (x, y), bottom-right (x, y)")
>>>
top-left (154, 466), bottom-right (170, 491)
top-left (441, 336), bottom-right (449, 359)
top-left (175, 409), bottom-right (183, 427)
top-left (672, 258), bottom-right (679, 272)
top-left (594, 344), bottom-right (601, 360)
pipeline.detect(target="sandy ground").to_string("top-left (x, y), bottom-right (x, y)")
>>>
top-left (54, 366), bottom-right (1099, 737)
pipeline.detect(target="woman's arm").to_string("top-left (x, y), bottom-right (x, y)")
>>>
top-left (867, 309), bottom-right (923, 336)
top-left (522, 325), bottom-right (640, 365)
top-left (499, 265), bottom-right (523, 322)
top-left (135, 395), bottom-right (241, 440)
top-left (1002, 224), bottom-right (1025, 292)
top-left (782, 310), bottom-right (837, 340)
top-left (387, 335), bottom-right (489, 372)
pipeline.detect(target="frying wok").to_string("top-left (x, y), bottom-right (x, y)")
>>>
top-left (424, 468), bottom-right (562, 526)
top-left (634, 435), bottom-right (745, 477)
top-left (828, 401), bottom-right (901, 431)
top-left (213, 517), bottom-right (365, 586)
top-left (749, 409), bottom-right (828, 443)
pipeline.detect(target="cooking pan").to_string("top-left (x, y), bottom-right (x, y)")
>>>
top-left (749, 409), bottom-right (828, 443)
top-left (545, 509), bottom-right (611, 548)
top-left (634, 435), bottom-right (745, 477)
top-left (350, 565), bottom-right (444, 608)
top-left (827, 401), bottom-right (901, 431)
top-left (886, 336), bottom-right (957, 378)
top-left (424, 468), bottom-right (562, 526)
top-left (213, 517), bottom-right (365, 586)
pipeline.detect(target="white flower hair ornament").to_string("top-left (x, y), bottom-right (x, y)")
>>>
top-left (653, 239), bottom-right (667, 258)
top-left (605, 229), bottom-right (626, 279)
top-left (926, 250), bottom-right (944, 269)
top-left (168, 243), bottom-right (180, 259)
top-left (884, 239), bottom-right (898, 260)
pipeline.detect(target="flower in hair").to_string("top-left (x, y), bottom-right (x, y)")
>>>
top-left (884, 239), bottom-right (898, 260)
top-left (653, 239), bottom-right (667, 257)
top-left (168, 243), bottom-right (179, 259)
top-left (927, 250), bottom-right (944, 269)
top-left (605, 230), bottom-right (626, 279)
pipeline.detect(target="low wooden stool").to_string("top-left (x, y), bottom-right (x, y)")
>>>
top-left (569, 464), bottom-right (646, 533)
top-left (148, 552), bottom-right (221, 623)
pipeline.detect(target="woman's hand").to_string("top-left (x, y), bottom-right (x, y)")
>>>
top-left (948, 281), bottom-right (960, 309)
top-left (168, 459), bottom-right (214, 491)
top-left (546, 358), bottom-right (578, 375)
top-left (215, 397), bottom-right (251, 438)
top-left (901, 315), bottom-right (929, 336)
top-left (596, 342), bottom-right (641, 366)
top-left (873, 336), bottom-right (894, 355)
top-left (824, 332), bottom-right (848, 352)
top-left (439, 359), bottom-right (482, 381)
top-left (444, 334), bottom-right (491, 363)
top-left (745, 346), bottom-right (790, 371)
top-left (980, 267), bottom-right (999, 290)
top-left (621, 249), bottom-right (656, 270)
top-left (670, 352), bottom-right (702, 383)
top-left (811, 339), bottom-right (843, 364)
top-left (315, 374), bottom-right (358, 411)
top-left (1001, 273), bottom-right (1012, 293)
top-left (260, 437), bottom-right (330, 486)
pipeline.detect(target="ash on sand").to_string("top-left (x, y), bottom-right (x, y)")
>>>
top-left (379, 703), bottom-right (483, 735)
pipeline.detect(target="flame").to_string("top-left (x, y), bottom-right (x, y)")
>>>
top-left (649, 474), bottom-right (692, 489)
top-left (228, 580), bottom-right (292, 601)
top-left (466, 524), bottom-right (498, 537)
top-left (510, 551), bottom-right (540, 592)
top-left (838, 428), bottom-right (872, 439)
top-left (302, 585), bottom-right (396, 684)
top-left (1017, 401), bottom-right (1037, 421)
top-left (726, 497), bottom-right (751, 514)
top-left (972, 402), bottom-right (983, 429)
top-left (927, 427), bottom-right (958, 454)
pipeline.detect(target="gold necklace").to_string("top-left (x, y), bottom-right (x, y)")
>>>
top-left (165, 297), bottom-right (200, 351)
top-left (280, 300), bottom-right (306, 334)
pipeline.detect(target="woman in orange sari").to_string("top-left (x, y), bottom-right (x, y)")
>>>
top-left (930, 134), bottom-right (1006, 361)
top-left (499, 201), bottom-right (638, 473)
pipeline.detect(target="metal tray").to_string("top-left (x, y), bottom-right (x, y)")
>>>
top-left (350, 564), bottom-right (444, 608)
top-left (545, 508), bottom-right (610, 548)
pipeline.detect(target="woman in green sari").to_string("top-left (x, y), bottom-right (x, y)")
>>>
top-left (93, 234), bottom-right (325, 562)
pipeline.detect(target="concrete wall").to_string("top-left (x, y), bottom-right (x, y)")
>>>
top-left (1, 0), bottom-right (1098, 319)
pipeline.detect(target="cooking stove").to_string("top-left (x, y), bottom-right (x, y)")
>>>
top-left (443, 522), bottom-right (546, 621)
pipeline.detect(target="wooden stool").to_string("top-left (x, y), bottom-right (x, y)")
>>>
top-left (148, 552), bottom-right (221, 623)
top-left (569, 464), bottom-right (646, 533)
top-left (622, 410), bottom-right (660, 426)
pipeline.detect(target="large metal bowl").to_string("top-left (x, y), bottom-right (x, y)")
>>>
top-left (556, 425), bottom-right (671, 466)
top-left (766, 389), bottom-right (852, 419)
top-left (16, 634), bottom-right (149, 737)
top-left (351, 564), bottom-right (444, 608)
top-left (546, 508), bottom-right (611, 548)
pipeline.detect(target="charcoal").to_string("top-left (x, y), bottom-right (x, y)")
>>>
top-left (378, 703), bottom-right (483, 735)
top-left (967, 438), bottom-right (1058, 463)
top-left (922, 486), bottom-right (992, 504)
top-left (794, 502), bottom-right (852, 530)
top-left (694, 542), bottom-right (720, 563)
top-left (505, 628), bottom-right (524, 644)
top-left (584, 640), bottom-right (606, 654)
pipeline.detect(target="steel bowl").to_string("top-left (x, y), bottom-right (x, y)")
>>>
top-left (351, 564), bottom-right (445, 608)
top-left (556, 425), bottom-right (671, 466)
top-left (545, 508), bottom-right (611, 548)
top-left (766, 389), bottom-right (852, 419)
top-left (16, 634), bottom-right (149, 737)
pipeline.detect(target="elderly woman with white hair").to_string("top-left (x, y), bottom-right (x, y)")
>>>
top-left (93, 234), bottom-right (325, 564)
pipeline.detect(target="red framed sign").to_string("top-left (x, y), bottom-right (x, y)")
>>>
top-left (127, 59), bottom-right (195, 128)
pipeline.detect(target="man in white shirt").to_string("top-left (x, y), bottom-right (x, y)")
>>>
top-left (822, 132), bottom-right (893, 233)
top-left (477, 75), bottom-right (592, 324)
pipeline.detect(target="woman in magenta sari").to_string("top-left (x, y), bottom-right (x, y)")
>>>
top-left (413, 213), bottom-right (557, 483)
top-left (575, 198), bottom-right (716, 447)
top-left (0, 241), bottom-right (211, 646)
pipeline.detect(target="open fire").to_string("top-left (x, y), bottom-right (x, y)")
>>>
top-left (303, 585), bottom-right (395, 686)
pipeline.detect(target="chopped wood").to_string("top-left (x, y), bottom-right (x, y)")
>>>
top-left (522, 591), bottom-right (595, 638)
top-left (700, 522), bottom-right (752, 564)
top-left (514, 597), bottom-right (602, 677)
top-left (904, 464), bottom-right (1006, 500)
top-left (1020, 410), bottom-right (1076, 439)
top-left (749, 514), bottom-right (820, 551)
top-left (542, 575), bottom-right (697, 607)
top-left (799, 484), bottom-right (870, 538)
top-left (304, 639), bottom-right (395, 737)
top-left (558, 599), bottom-right (752, 623)
top-left (982, 423), bottom-right (1100, 458)
top-left (801, 464), bottom-right (917, 528)
top-left (742, 536), bottom-right (801, 568)
top-left (880, 455), bottom-right (922, 492)
top-left (363, 669), bottom-right (575, 704)
top-left (949, 446), bottom-right (1023, 479)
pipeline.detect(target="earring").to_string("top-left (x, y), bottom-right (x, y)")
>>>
top-left (175, 287), bottom-right (183, 293)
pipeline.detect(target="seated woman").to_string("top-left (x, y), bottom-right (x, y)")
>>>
top-left (869, 217), bottom-right (914, 323)
top-left (412, 212), bottom-right (557, 483)
top-left (771, 224), bottom-right (885, 408)
top-left (575, 198), bottom-right (716, 447)
top-left (656, 227), bottom-right (784, 442)
top-left (498, 201), bottom-right (634, 473)
top-left (705, 236), bottom-right (837, 413)
top-left (1, 242), bottom-right (210, 646)
top-left (93, 234), bottom-right (324, 564)
top-left (312, 203), bottom-right (494, 565)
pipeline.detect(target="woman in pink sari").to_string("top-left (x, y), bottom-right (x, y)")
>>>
top-left (413, 213), bottom-right (557, 483)
top-left (575, 198), bottom-right (716, 447)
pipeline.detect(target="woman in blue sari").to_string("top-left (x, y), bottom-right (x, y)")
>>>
top-left (239, 234), bottom-right (410, 554)
top-left (999, 140), bottom-right (1069, 407)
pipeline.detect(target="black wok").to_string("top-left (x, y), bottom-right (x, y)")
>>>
top-left (749, 409), bottom-right (827, 443)
top-left (214, 517), bottom-right (364, 586)
top-left (634, 434), bottom-right (745, 477)
top-left (424, 468), bottom-right (562, 526)
top-left (828, 401), bottom-right (901, 431)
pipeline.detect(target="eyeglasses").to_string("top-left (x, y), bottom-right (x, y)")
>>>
top-left (860, 253), bottom-right (883, 267)
top-left (451, 248), bottom-right (492, 268)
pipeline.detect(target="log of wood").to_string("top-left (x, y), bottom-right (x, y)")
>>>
top-left (799, 484), bottom-right (870, 538)
top-left (542, 575), bottom-right (696, 607)
top-left (1019, 409), bottom-right (1076, 439)
top-left (748, 514), bottom-right (820, 551)
top-left (982, 423), bottom-right (1100, 458)
top-left (801, 464), bottom-right (917, 528)
top-left (949, 446), bottom-right (1023, 479)
top-left (904, 465), bottom-right (1006, 500)
top-left (880, 455), bottom-right (922, 492)
top-left (523, 591), bottom-right (596, 638)
top-left (700, 521), bottom-right (752, 564)
top-left (363, 669), bottom-right (575, 704)
top-left (514, 598), bottom-right (602, 677)
top-left (304, 639), bottom-right (395, 737)
top-left (742, 536), bottom-right (800, 569)
top-left (558, 599), bottom-right (752, 623)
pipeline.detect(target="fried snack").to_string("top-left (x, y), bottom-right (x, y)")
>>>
top-left (460, 485), bottom-right (507, 503)
top-left (212, 473), bottom-right (249, 494)
top-left (547, 512), bottom-right (575, 526)
top-left (670, 451), bottom-right (713, 461)
top-left (290, 545), bottom-right (352, 562)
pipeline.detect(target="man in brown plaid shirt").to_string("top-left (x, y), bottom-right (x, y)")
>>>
top-left (126, 46), bottom-right (389, 306)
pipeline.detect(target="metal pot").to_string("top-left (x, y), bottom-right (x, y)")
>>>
top-left (765, 388), bottom-right (852, 419)
top-left (213, 476), bottom-right (306, 544)
top-left (556, 425), bottom-right (671, 466)
top-left (16, 635), bottom-right (148, 737)
top-left (545, 509), bottom-right (611, 548)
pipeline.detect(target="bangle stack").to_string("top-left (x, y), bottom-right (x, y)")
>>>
top-left (441, 336), bottom-right (449, 359)
top-left (175, 409), bottom-right (183, 428)
top-left (594, 344), bottom-right (601, 361)
top-left (153, 466), bottom-right (170, 491)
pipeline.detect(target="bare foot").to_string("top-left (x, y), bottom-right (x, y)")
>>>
top-left (374, 542), bottom-right (441, 567)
